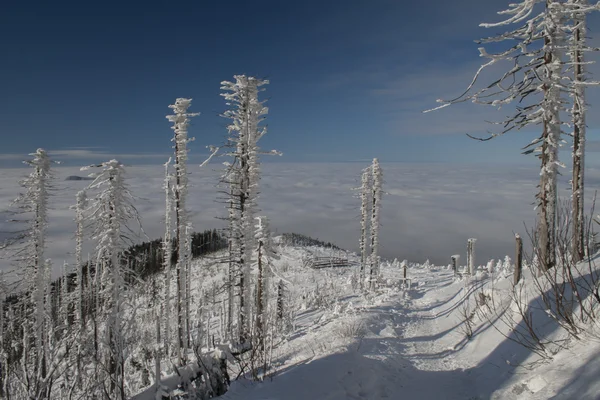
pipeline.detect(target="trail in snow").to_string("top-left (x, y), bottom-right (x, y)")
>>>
top-left (220, 260), bottom-right (600, 400)
top-left (221, 266), bottom-right (485, 400)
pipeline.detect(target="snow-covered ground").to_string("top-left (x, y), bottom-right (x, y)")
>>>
top-left (3, 159), bottom-right (600, 398)
top-left (209, 252), bottom-right (600, 400)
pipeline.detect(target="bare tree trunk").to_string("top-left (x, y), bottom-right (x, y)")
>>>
top-left (174, 151), bottom-right (184, 362)
top-left (238, 273), bottom-right (245, 344)
top-left (572, 15), bottom-right (586, 263)
top-left (277, 280), bottom-right (284, 321)
top-left (154, 279), bottom-right (162, 397)
top-left (255, 240), bottom-right (264, 350)
top-left (238, 154), bottom-right (249, 344)
top-left (0, 295), bottom-right (5, 399)
top-left (227, 239), bottom-right (234, 339)
top-left (451, 256), bottom-right (458, 276)
top-left (538, 1), bottom-right (561, 271)
top-left (514, 234), bottom-right (523, 286)
top-left (359, 168), bottom-right (371, 290)
top-left (185, 235), bottom-right (191, 351)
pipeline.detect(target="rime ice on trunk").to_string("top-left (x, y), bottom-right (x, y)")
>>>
top-left (369, 158), bottom-right (383, 290)
top-left (0, 276), bottom-right (4, 399)
top-left (226, 181), bottom-right (238, 340)
top-left (220, 76), bottom-right (280, 345)
top-left (166, 98), bottom-right (198, 363)
top-left (184, 222), bottom-right (192, 349)
top-left (359, 167), bottom-right (372, 289)
top-left (162, 158), bottom-right (173, 355)
top-left (570, 0), bottom-right (590, 263)
top-left (423, 1), bottom-right (600, 272)
top-left (83, 159), bottom-right (142, 399)
top-left (10, 149), bottom-right (54, 397)
top-left (451, 255), bottom-right (460, 275)
top-left (251, 215), bottom-right (277, 380)
top-left (74, 190), bottom-right (87, 328)
top-left (60, 261), bottom-right (70, 329)
top-left (537, 2), bottom-right (563, 271)
top-left (467, 239), bottom-right (477, 275)
top-left (254, 217), bottom-right (266, 348)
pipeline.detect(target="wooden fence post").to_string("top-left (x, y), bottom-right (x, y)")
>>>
top-left (451, 255), bottom-right (459, 276)
top-left (467, 238), bottom-right (477, 275)
top-left (514, 234), bottom-right (523, 285)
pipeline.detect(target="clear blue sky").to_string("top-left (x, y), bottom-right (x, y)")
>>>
top-left (1, 0), bottom-right (599, 166)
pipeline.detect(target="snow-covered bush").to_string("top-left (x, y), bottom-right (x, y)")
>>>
top-left (334, 317), bottom-right (367, 340)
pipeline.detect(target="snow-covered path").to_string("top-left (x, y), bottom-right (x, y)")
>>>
top-left (221, 266), bottom-right (488, 400)
top-left (219, 261), bottom-right (600, 400)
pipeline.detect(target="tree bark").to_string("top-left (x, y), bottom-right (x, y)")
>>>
top-left (514, 235), bottom-right (523, 286)
top-left (538, 0), bottom-right (561, 271)
top-left (572, 15), bottom-right (586, 263)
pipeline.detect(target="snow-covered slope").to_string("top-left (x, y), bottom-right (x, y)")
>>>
top-left (125, 236), bottom-right (600, 399)
top-left (213, 255), bottom-right (600, 400)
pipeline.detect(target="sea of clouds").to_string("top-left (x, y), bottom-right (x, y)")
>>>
top-left (1, 162), bottom-right (598, 277)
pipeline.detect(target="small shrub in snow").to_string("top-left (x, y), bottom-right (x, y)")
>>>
top-left (459, 303), bottom-right (475, 340)
top-left (334, 317), bottom-right (368, 340)
top-left (167, 352), bottom-right (229, 400)
top-left (476, 270), bottom-right (489, 280)
top-left (486, 259), bottom-right (495, 273)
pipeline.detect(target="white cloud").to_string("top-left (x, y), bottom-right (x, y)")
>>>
top-left (2, 162), bottom-right (592, 277)
top-left (0, 148), bottom-right (171, 165)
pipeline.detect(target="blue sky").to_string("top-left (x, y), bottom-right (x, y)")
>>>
top-left (1, 0), bottom-right (599, 167)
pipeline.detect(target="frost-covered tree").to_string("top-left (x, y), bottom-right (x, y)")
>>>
top-left (425, 1), bottom-right (600, 270)
top-left (566, 0), bottom-right (600, 261)
top-left (358, 166), bottom-right (372, 289)
top-left (253, 216), bottom-right (275, 345)
top-left (73, 190), bottom-right (87, 328)
top-left (0, 272), bottom-right (7, 398)
top-left (83, 159), bottom-right (142, 399)
top-left (220, 75), bottom-right (280, 344)
top-left (6, 149), bottom-right (55, 398)
top-left (60, 261), bottom-right (70, 329)
top-left (369, 158), bottom-right (383, 289)
top-left (162, 158), bottom-right (173, 356)
top-left (166, 98), bottom-right (198, 363)
top-left (249, 216), bottom-right (278, 380)
top-left (225, 171), bottom-right (240, 341)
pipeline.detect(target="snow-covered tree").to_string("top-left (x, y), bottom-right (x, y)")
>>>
top-left (7, 149), bottom-right (55, 398)
top-left (0, 272), bottom-right (7, 398)
top-left (253, 216), bottom-right (274, 344)
top-left (358, 166), bottom-right (372, 289)
top-left (487, 259), bottom-right (495, 274)
top-left (60, 261), bottom-right (70, 330)
top-left (566, 0), bottom-right (600, 261)
top-left (17, 150), bottom-right (52, 352)
top-left (425, 1), bottom-right (599, 270)
top-left (162, 158), bottom-right (173, 357)
top-left (166, 98), bottom-right (198, 363)
top-left (247, 215), bottom-right (279, 380)
top-left (220, 75), bottom-right (280, 344)
top-left (225, 171), bottom-right (240, 341)
top-left (73, 190), bottom-right (87, 328)
top-left (502, 255), bottom-right (514, 275)
top-left (83, 159), bottom-right (142, 399)
top-left (369, 158), bottom-right (383, 289)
